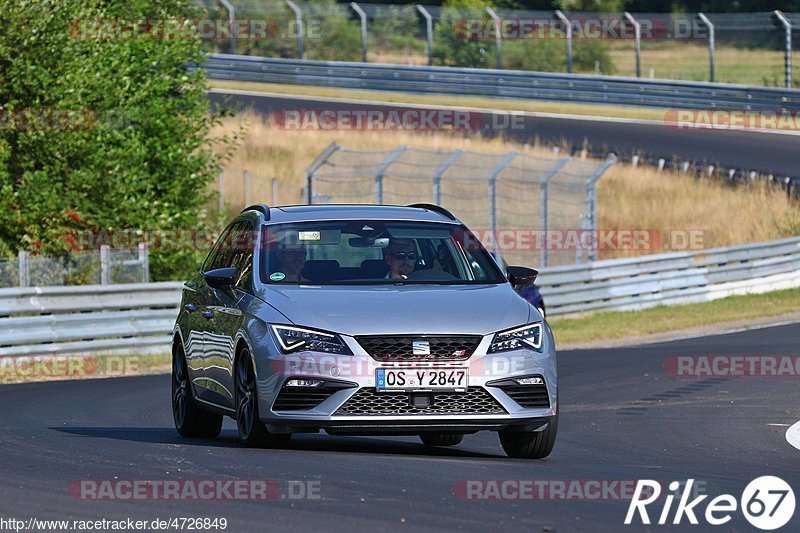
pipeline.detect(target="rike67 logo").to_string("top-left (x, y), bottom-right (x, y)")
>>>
top-left (625, 477), bottom-right (795, 530)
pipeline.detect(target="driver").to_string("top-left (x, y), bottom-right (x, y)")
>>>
top-left (276, 242), bottom-right (309, 282)
top-left (383, 238), bottom-right (417, 280)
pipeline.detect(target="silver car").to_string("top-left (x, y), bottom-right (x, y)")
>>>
top-left (171, 203), bottom-right (557, 459)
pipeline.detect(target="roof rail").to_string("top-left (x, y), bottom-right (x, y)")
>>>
top-left (240, 204), bottom-right (271, 220)
top-left (407, 203), bottom-right (456, 221)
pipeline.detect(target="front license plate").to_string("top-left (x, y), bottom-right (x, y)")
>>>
top-left (376, 368), bottom-right (468, 392)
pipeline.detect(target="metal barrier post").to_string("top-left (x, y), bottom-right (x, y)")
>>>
top-left (18, 251), bottom-right (29, 288)
top-left (698, 13), bottom-right (715, 82)
top-left (774, 11), bottom-right (792, 88)
top-left (485, 7), bottom-right (502, 69)
top-left (218, 172), bottom-right (224, 212)
top-left (100, 245), bottom-right (110, 285)
top-left (431, 150), bottom-right (463, 205)
top-left (351, 2), bottom-right (368, 62)
top-left (303, 142), bottom-right (340, 204)
top-left (244, 170), bottom-right (251, 206)
top-left (374, 146), bottom-right (408, 204)
top-left (539, 158), bottom-right (569, 267)
top-left (416, 5), bottom-right (433, 66)
top-left (623, 12), bottom-right (641, 78)
top-left (285, 0), bottom-right (304, 59)
top-left (139, 242), bottom-right (150, 283)
top-left (272, 178), bottom-right (279, 205)
top-left (219, 0), bottom-right (236, 54)
top-left (555, 10), bottom-right (572, 73)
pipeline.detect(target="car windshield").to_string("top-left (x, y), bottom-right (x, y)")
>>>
top-left (260, 220), bottom-right (507, 285)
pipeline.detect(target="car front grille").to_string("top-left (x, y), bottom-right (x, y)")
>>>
top-left (334, 387), bottom-right (506, 416)
top-left (355, 335), bottom-right (482, 361)
top-left (488, 378), bottom-right (551, 408)
top-left (272, 380), bottom-right (356, 411)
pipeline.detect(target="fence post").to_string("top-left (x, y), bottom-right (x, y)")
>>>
top-left (219, 0), bottom-right (236, 54)
top-left (485, 7), bottom-right (502, 69)
top-left (555, 10), bottom-right (572, 74)
top-left (539, 158), bottom-right (569, 267)
top-left (100, 245), bottom-right (110, 285)
top-left (416, 5), bottom-right (433, 66)
top-left (774, 11), bottom-right (792, 88)
top-left (303, 142), bottom-right (341, 204)
top-left (486, 152), bottom-right (518, 253)
top-left (623, 12), bottom-right (641, 78)
top-left (698, 13), bottom-right (715, 82)
top-left (18, 251), bottom-right (30, 288)
top-left (374, 146), bottom-right (408, 204)
top-left (431, 150), bottom-right (464, 205)
top-left (272, 178), bottom-right (279, 205)
top-left (218, 172), bottom-right (225, 212)
top-left (285, 0), bottom-right (304, 59)
top-left (580, 155), bottom-right (617, 263)
top-left (244, 170), bottom-right (251, 206)
top-left (139, 242), bottom-right (150, 283)
top-left (351, 2), bottom-right (368, 62)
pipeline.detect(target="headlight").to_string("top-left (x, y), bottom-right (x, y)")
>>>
top-left (488, 323), bottom-right (543, 353)
top-left (270, 325), bottom-right (352, 355)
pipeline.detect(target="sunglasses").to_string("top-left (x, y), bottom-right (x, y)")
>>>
top-left (390, 251), bottom-right (417, 261)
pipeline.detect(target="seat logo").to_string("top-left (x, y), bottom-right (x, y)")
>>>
top-left (412, 341), bottom-right (431, 355)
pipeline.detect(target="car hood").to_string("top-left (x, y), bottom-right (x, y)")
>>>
top-left (260, 284), bottom-right (531, 336)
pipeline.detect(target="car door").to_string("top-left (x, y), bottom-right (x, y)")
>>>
top-left (191, 222), bottom-right (238, 405)
top-left (203, 220), bottom-right (256, 409)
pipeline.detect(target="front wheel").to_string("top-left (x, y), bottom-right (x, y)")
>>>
top-left (172, 342), bottom-right (222, 439)
top-left (499, 414), bottom-right (558, 459)
top-left (235, 349), bottom-right (290, 448)
top-left (419, 433), bottom-right (464, 447)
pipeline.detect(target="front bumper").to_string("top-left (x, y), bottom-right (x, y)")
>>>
top-left (251, 328), bottom-right (558, 435)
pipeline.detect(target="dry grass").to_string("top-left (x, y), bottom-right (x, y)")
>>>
top-left (211, 111), bottom-right (799, 260)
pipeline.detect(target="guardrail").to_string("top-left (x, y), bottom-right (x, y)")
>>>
top-left (199, 53), bottom-right (800, 111)
top-left (1, 236), bottom-right (799, 356)
top-left (0, 283), bottom-right (183, 357)
top-left (538, 236), bottom-right (800, 316)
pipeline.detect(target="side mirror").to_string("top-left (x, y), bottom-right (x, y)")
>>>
top-left (203, 267), bottom-right (236, 289)
top-left (507, 266), bottom-right (538, 291)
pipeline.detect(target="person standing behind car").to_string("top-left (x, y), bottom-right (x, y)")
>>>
top-left (384, 238), bottom-right (417, 280)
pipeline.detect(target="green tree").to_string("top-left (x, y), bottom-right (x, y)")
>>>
top-left (0, 0), bottom-right (232, 280)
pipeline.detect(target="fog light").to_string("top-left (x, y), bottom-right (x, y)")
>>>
top-left (515, 377), bottom-right (544, 386)
top-left (286, 379), bottom-right (323, 387)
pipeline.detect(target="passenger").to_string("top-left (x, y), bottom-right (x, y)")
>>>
top-left (383, 238), bottom-right (417, 280)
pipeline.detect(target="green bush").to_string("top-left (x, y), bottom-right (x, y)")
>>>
top-left (0, 0), bottom-right (233, 281)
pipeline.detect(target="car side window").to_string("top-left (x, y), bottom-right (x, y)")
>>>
top-left (202, 223), bottom-right (236, 272)
top-left (230, 223), bottom-right (255, 292)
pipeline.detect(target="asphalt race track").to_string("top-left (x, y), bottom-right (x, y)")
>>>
top-left (208, 90), bottom-right (800, 178)
top-left (1, 323), bottom-right (798, 532)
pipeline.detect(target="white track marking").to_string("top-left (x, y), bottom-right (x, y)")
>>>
top-left (786, 421), bottom-right (800, 451)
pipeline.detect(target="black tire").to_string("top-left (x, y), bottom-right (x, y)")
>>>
top-left (499, 414), bottom-right (558, 459)
top-left (419, 432), bottom-right (464, 447)
top-left (235, 348), bottom-right (290, 448)
top-left (172, 342), bottom-right (223, 439)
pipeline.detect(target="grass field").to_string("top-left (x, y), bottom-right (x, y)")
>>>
top-left (550, 286), bottom-right (800, 346)
top-left (211, 111), bottom-right (800, 260)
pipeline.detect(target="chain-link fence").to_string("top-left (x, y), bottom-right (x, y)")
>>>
top-left (0, 244), bottom-right (149, 288)
top-left (302, 143), bottom-right (615, 267)
top-left (193, 1), bottom-right (800, 87)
